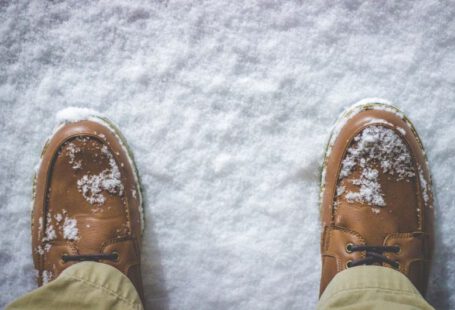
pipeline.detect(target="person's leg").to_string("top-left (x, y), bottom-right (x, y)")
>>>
top-left (317, 266), bottom-right (434, 310)
top-left (319, 100), bottom-right (435, 308)
top-left (6, 262), bottom-right (143, 310)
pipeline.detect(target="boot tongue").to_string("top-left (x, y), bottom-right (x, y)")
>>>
top-left (334, 125), bottom-right (420, 245)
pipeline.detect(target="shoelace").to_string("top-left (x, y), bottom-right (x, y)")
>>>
top-left (346, 244), bottom-right (400, 269)
top-left (62, 252), bottom-right (119, 263)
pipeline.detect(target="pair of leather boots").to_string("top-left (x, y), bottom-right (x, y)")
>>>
top-left (32, 101), bottom-right (434, 303)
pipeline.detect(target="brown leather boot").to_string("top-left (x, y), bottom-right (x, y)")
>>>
top-left (320, 100), bottom-right (434, 296)
top-left (32, 116), bottom-right (144, 300)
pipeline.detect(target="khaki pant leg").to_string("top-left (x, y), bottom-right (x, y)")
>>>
top-left (317, 265), bottom-right (434, 310)
top-left (6, 262), bottom-right (143, 310)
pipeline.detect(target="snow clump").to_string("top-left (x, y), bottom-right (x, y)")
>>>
top-left (62, 217), bottom-right (79, 240)
top-left (77, 145), bottom-right (123, 205)
top-left (339, 125), bottom-right (415, 208)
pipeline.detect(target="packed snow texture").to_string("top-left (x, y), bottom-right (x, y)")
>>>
top-left (1, 1), bottom-right (455, 309)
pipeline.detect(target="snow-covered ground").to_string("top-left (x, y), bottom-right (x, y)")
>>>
top-left (1, 1), bottom-right (455, 309)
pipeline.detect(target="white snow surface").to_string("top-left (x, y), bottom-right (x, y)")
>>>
top-left (1, 1), bottom-right (455, 309)
top-left (56, 107), bottom-right (101, 123)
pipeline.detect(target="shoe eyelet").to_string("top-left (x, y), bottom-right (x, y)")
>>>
top-left (394, 261), bottom-right (400, 270)
top-left (346, 260), bottom-right (353, 268)
top-left (394, 244), bottom-right (401, 254)
top-left (345, 243), bottom-right (354, 253)
top-left (61, 253), bottom-right (68, 264)
top-left (111, 251), bottom-right (119, 262)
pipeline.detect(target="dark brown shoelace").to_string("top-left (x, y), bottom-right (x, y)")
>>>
top-left (62, 252), bottom-right (118, 263)
top-left (347, 244), bottom-right (400, 268)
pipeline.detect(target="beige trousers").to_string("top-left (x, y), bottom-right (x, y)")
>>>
top-left (6, 262), bottom-right (143, 310)
top-left (7, 263), bottom-right (433, 309)
top-left (318, 265), bottom-right (434, 310)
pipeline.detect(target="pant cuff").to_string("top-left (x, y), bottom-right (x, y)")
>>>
top-left (59, 261), bottom-right (142, 308)
top-left (318, 266), bottom-right (434, 310)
